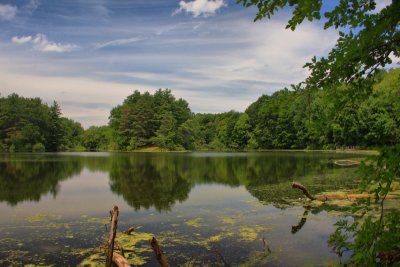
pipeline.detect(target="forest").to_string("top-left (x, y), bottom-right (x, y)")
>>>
top-left (0, 68), bottom-right (399, 152)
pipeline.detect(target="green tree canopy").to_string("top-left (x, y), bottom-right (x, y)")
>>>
top-left (0, 94), bottom-right (83, 152)
top-left (109, 89), bottom-right (191, 150)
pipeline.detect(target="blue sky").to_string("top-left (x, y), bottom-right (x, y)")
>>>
top-left (0, 0), bottom-right (392, 127)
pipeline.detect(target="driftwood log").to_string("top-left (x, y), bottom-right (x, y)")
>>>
top-left (112, 252), bottom-right (130, 267)
top-left (106, 206), bottom-right (119, 267)
top-left (150, 237), bottom-right (170, 267)
top-left (292, 182), bottom-right (317, 200)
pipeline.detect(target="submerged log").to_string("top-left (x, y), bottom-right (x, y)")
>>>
top-left (292, 182), bottom-right (317, 200)
top-left (150, 237), bottom-right (170, 267)
top-left (106, 206), bottom-right (119, 267)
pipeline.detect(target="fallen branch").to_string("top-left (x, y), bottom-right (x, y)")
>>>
top-left (150, 237), bottom-right (170, 267)
top-left (106, 206), bottom-right (119, 267)
top-left (292, 182), bottom-right (317, 200)
top-left (113, 252), bottom-right (130, 267)
top-left (124, 226), bottom-right (139, 235)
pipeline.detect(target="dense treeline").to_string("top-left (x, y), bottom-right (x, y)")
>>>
top-left (159, 68), bottom-right (399, 151)
top-left (1, 68), bottom-right (399, 152)
top-left (0, 94), bottom-right (83, 152)
top-left (109, 89), bottom-right (191, 150)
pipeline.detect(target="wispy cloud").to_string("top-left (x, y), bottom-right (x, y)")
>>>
top-left (0, 3), bottom-right (17, 20)
top-left (21, 0), bottom-right (40, 15)
top-left (95, 37), bottom-right (143, 49)
top-left (174, 0), bottom-right (226, 17)
top-left (11, 36), bottom-right (33, 44)
top-left (11, 33), bottom-right (78, 53)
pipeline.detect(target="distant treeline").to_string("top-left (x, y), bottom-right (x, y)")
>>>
top-left (1, 68), bottom-right (399, 152)
top-left (0, 95), bottom-right (83, 152)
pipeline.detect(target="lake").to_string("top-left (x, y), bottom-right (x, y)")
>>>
top-left (0, 151), bottom-right (362, 266)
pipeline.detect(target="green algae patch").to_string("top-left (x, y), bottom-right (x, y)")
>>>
top-left (241, 199), bottom-right (257, 203)
top-left (185, 217), bottom-right (204, 227)
top-left (207, 234), bottom-right (224, 242)
top-left (239, 225), bottom-right (270, 241)
top-left (114, 231), bottom-right (153, 265)
top-left (239, 226), bottom-right (257, 241)
top-left (24, 264), bottom-right (55, 267)
top-left (86, 217), bottom-right (109, 224)
top-left (26, 213), bottom-right (62, 223)
top-left (239, 250), bottom-right (276, 267)
top-left (221, 217), bottom-right (235, 225)
top-left (115, 231), bottom-right (153, 247)
top-left (65, 233), bottom-right (74, 239)
top-left (124, 253), bottom-right (149, 265)
top-left (78, 252), bottom-right (104, 267)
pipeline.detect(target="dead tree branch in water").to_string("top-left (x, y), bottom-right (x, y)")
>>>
top-left (106, 206), bottom-right (119, 267)
top-left (292, 182), bottom-right (317, 200)
top-left (150, 237), bottom-right (170, 267)
top-left (112, 252), bottom-right (130, 267)
top-left (124, 226), bottom-right (139, 235)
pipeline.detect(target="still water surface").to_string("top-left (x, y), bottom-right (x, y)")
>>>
top-left (0, 152), bottom-right (361, 266)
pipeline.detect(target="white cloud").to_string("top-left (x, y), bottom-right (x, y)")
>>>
top-left (95, 37), bottom-right (143, 49)
top-left (11, 33), bottom-right (78, 52)
top-left (0, 71), bottom-right (140, 128)
top-left (0, 4), bottom-right (17, 20)
top-left (174, 0), bottom-right (226, 17)
top-left (0, 11), bottom-right (340, 127)
top-left (11, 36), bottom-right (33, 44)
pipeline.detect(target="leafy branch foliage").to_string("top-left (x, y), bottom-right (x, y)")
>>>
top-left (328, 145), bottom-right (400, 265)
top-left (237, 0), bottom-right (400, 89)
top-left (236, 1), bottom-right (400, 264)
